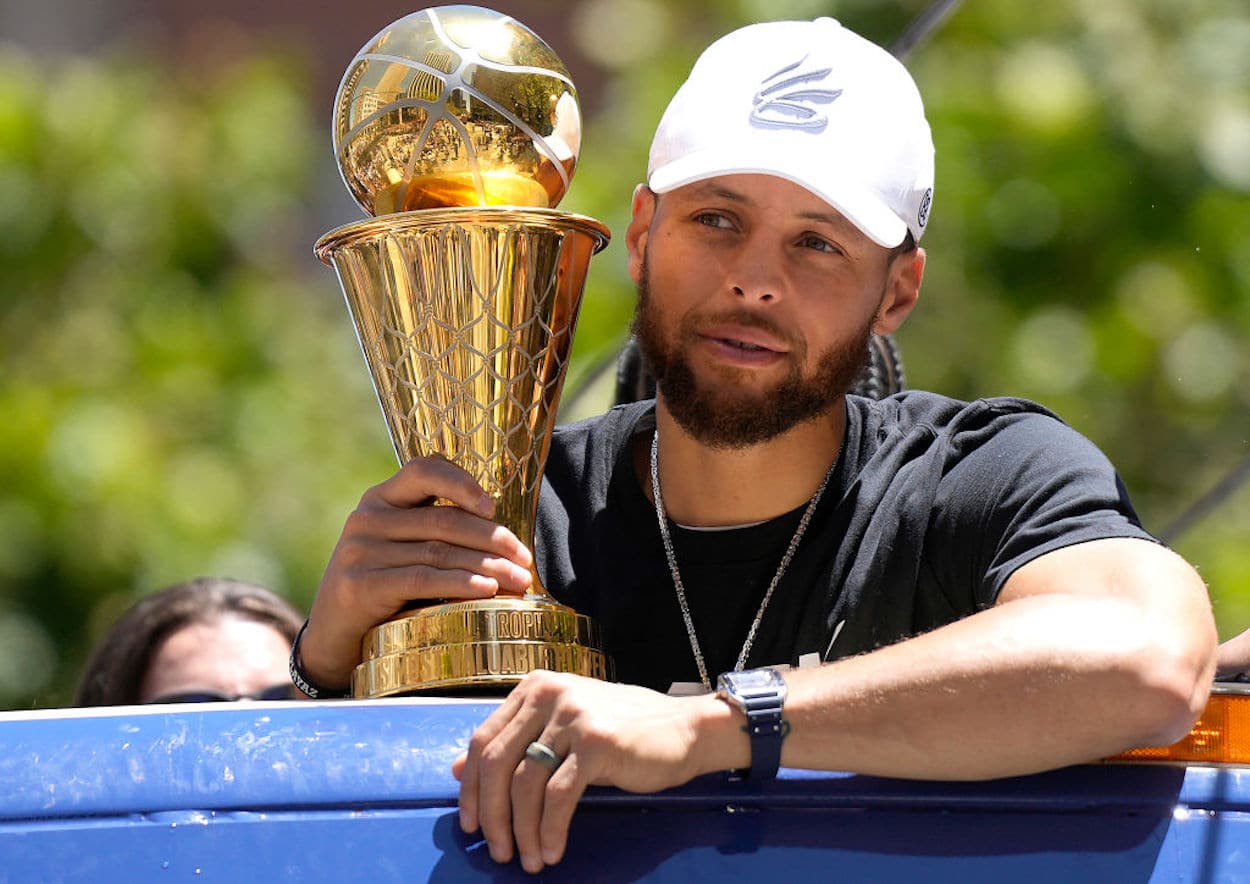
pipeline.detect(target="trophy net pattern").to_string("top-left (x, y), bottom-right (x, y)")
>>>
top-left (333, 217), bottom-right (595, 551)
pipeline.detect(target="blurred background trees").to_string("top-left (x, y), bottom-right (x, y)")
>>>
top-left (0, 0), bottom-right (1247, 708)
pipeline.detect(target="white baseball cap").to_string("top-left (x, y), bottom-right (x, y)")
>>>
top-left (648, 18), bottom-right (935, 247)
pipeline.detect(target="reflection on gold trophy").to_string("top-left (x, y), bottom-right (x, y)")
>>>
top-left (314, 6), bottom-right (612, 697)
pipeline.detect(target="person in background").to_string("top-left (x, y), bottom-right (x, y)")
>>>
top-left (76, 577), bottom-right (304, 706)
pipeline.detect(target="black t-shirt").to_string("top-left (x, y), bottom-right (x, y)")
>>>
top-left (535, 392), bottom-right (1156, 693)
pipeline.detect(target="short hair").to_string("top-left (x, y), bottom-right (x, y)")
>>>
top-left (890, 231), bottom-right (917, 260)
top-left (75, 578), bottom-right (304, 707)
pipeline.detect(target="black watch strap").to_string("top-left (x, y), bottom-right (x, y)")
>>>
top-left (717, 668), bottom-right (790, 780)
top-left (289, 620), bottom-right (351, 700)
top-left (741, 696), bottom-right (790, 780)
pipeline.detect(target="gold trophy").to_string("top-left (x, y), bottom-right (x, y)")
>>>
top-left (314, 6), bottom-right (611, 697)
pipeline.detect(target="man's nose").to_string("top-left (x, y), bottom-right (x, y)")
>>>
top-left (728, 235), bottom-right (784, 303)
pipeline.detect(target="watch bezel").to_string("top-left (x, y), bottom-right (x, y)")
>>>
top-left (717, 667), bottom-right (788, 704)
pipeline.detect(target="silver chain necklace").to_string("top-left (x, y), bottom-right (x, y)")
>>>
top-left (649, 428), bottom-right (836, 691)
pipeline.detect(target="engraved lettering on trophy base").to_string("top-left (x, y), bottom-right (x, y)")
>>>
top-left (363, 600), bottom-right (601, 659)
top-left (354, 640), bottom-right (611, 697)
top-left (352, 596), bottom-right (610, 696)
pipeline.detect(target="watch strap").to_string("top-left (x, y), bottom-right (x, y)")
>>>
top-left (740, 694), bottom-right (790, 780)
top-left (718, 668), bottom-right (790, 780)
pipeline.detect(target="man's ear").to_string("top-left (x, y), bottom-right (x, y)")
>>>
top-left (625, 184), bottom-right (656, 285)
top-left (874, 247), bottom-right (925, 336)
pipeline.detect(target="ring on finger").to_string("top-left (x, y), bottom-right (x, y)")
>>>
top-left (524, 740), bottom-right (564, 774)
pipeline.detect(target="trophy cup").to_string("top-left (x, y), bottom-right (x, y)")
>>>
top-left (314, 6), bottom-right (612, 697)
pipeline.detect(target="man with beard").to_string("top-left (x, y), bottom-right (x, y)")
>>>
top-left (293, 18), bottom-right (1216, 875)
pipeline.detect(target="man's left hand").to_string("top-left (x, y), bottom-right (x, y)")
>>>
top-left (453, 670), bottom-right (736, 874)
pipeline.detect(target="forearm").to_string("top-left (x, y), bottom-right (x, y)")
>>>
top-left (794, 593), bottom-right (1210, 778)
top-left (691, 588), bottom-right (1215, 782)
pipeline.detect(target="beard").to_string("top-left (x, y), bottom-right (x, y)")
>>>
top-left (631, 261), bottom-right (874, 450)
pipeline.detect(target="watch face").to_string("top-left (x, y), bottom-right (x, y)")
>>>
top-left (721, 667), bottom-right (784, 694)
top-left (736, 669), bottom-right (776, 689)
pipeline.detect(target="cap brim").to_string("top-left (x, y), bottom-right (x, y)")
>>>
top-left (649, 148), bottom-right (908, 249)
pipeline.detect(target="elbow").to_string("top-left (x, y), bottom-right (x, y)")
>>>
top-left (1128, 614), bottom-right (1218, 748)
top-left (1103, 548), bottom-right (1219, 750)
top-left (1134, 672), bottom-right (1212, 750)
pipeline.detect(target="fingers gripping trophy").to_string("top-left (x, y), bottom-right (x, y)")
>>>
top-left (315, 6), bottom-right (612, 697)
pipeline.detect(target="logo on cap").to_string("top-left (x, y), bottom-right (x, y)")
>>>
top-left (917, 188), bottom-right (932, 229)
top-left (750, 55), bottom-right (842, 132)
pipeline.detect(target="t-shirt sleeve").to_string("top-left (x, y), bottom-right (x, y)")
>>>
top-left (928, 407), bottom-right (1156, 611)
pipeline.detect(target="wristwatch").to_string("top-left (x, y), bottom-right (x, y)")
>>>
top-left (716, 667), bottom-right (790, 780)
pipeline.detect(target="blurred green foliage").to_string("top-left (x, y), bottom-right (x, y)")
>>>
top-left (1, 0), bottom-right (1247, 708)
top-left (0, 48), bottom-right (397, 705)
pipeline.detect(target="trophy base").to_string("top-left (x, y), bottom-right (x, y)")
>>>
top-left (351, 596), bottom-right (611, 698)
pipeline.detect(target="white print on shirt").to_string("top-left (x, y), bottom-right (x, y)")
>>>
top-left (824, 620), bottom-right (847, 661)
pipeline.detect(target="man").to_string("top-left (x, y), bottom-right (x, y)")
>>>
top-left (293, 18), bottom-right (1216, 875)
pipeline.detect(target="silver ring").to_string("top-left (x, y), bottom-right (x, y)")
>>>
top-left (524, 740), bottom-right (563, 774)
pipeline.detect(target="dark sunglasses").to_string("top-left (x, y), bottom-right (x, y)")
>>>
top-left (146, 683), bottom-right (299, 704)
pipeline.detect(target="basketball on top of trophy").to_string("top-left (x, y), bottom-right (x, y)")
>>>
top-left (331, 5), bottom-right (582, 215)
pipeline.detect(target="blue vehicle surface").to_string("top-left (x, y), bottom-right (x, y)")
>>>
top-left (2, 697), bottom-right (1247, 882)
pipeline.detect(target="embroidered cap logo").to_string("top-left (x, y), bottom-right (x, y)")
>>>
top-left (750, 55), bottom-right (842, 132)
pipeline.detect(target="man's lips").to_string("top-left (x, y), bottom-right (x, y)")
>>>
top-left (697, 325), bottom-right (790, 354)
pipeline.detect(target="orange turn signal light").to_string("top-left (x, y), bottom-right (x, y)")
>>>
top-left (1107, 685), bottom-right (1250, 765)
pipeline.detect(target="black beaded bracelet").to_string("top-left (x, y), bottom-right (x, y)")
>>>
top-left (289, 620), bottom-right (351, 700)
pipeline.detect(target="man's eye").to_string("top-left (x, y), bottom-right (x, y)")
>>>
top-left (800, 235), bottom-right (840, 254)
top-left (694, 212), bottom-right (733, 229)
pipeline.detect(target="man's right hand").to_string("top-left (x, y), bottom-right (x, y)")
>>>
top-left (297, 456), bottom-right (535, 693)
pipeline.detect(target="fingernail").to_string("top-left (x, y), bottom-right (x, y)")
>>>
top-left (512, 565), bottom-right (533, 586)
top-left (478, 493), bottom-right (495, 517)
